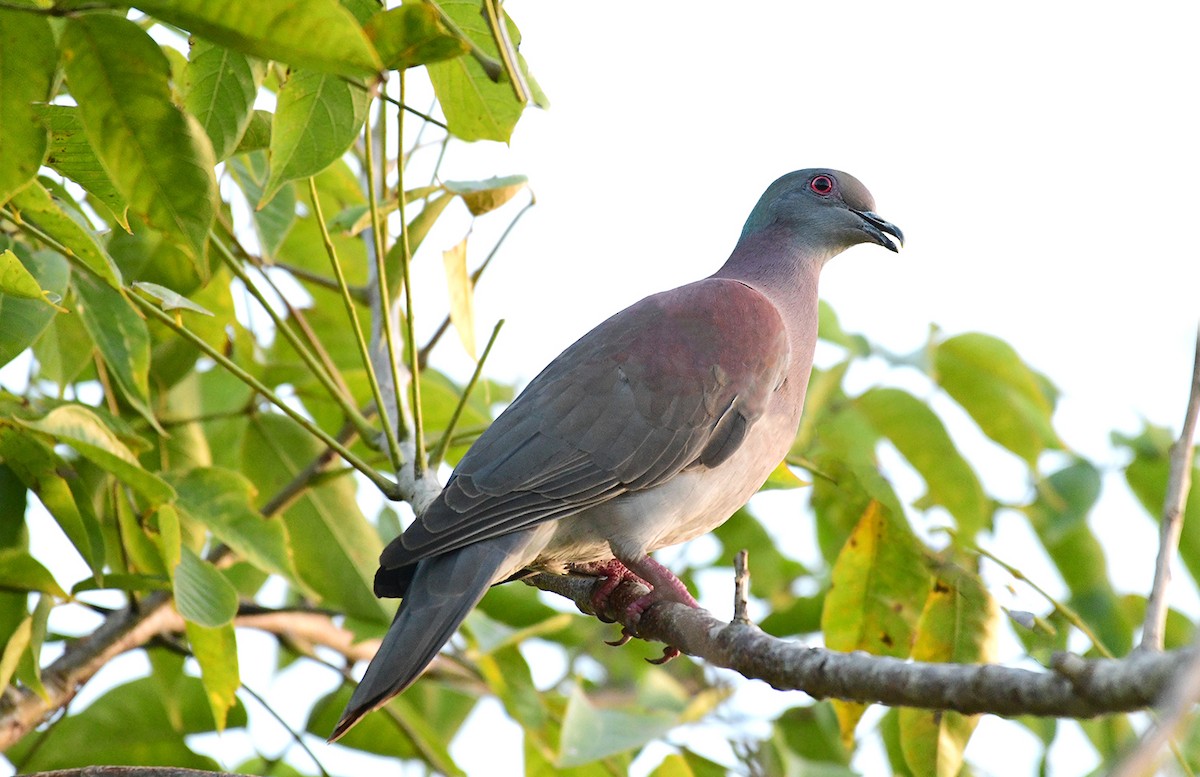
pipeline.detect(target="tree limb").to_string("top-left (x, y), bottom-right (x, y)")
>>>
top-left (527, 572), bottom-right (1194, 719)
top-left (1141, 323), bottom-right (1200, 651)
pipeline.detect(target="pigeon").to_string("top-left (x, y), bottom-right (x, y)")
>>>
top-left (330, 168), bottom-right (902, 740)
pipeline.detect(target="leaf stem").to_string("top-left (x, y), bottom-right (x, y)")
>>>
top-left (309, 180), bottom-right (403, 470)
top-left (128, 290), bottom-right (398, 497)
top-left (429, 319), bottom-right (504, 468)
top-left (396, 72), bottom-right (427, 478)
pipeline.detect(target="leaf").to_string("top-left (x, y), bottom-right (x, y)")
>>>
top-left (0, 613), bottom-right (31, 691)
top-left (365, 4), bottom-right (469, 70)
top-left (899, 564), bottom-right (1000, 777)
top-left (426, 0), bottom-right (537, 142)
top-left (226, 151), bottom-right (296, 257)
top-left (823, 501), bottom-right (930, 748)
top-left (241, 414), bottom-right (386, 621)
top-left (308, 684), bottom-right (471, 771)
top-left (37, 104), bottom-right (131, 230)
top-left (133, 0), bottom-right (380, 76)
top-left (444, 174), bottom-right (528, 215)
top-left (8, 180), bottom-right (123, 288)
top-left (175, 545), bottom-right (239, 627)
top-left (0, 247), bottom-right (69, 369)
top-left (169, 466), bottom-right (310, 594)
top-left (234, 109), bottom-right (273, 153)
top-left (133, 281), bottom-right (215, 316)
top-left (72, 270), bottom-right (160, 431)
top-left (1025, 459), bottom-right (1130, 655)
top-left (261, 68), bottom-right (369, 205)
top-left (62, 14), bottom-right (217, 268)
top-left (856, 387), bottom-right (990, 537)
top-left (184, 38), bottom-right (265, 162)
top-left (0, 548), bottom-right (69, 598)
top-left (442, 237), bottom-right (476, 358)
top-left (933, 333), bottom-right (1059, 465)
top-left (0, 9), bottom-right (55, 204)
top-left (558, 685), bottom-right (677, 767)
top-left (185, 620), bottom-right (239, 731)
top-left (0, 427), bottom-right (105, 577)
top-left (16, 405), bottom-right (175, 506)
top-left (1, 674), bottom-right (245, 771)
top-left (0, 247), bottom-right (59, 306)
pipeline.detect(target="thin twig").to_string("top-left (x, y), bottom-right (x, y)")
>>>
top-left (127, 291), bottom-right (399, 497)
top-left (214, 235), bottom-right (375, 440)
top-left (239, 684), bottom-right (331, 777)
top-left (732, 550), bottom-right (752, 625)
top-left (418, 196), bottom-right (534, 367)
top-left (428, 319), bottom-right (505, 468)
top-left (1141, 324), bottom-right (1200, 651)
top-left (395, 72), bottom-right (427, 478)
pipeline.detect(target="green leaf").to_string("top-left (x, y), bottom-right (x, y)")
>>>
top-left (32, 297), bottom-right (94, 389)
top-left (308, 684), bottom-right (471, 772)
top-left (442, 236), bottom-right (476, 357)
top-left (72, 270), bottom-right (160, 431)
top-left (241, 414), bottom-right (387, 621)
top-left (933, 333), bottom-right (1059, 465)
top-left (817, 300), bottom-right (870, 355)
top-left (175, 545), bottom-right (239, 627)
top-left (823, 500), bottom-right (930, 748)
top-left (133, 0), bottom-right (381, 76)
top-left (899, 564), bottom-right (999, 776)
top-left (426, 0), bottom-right (536, 142)
top-left (9, 179), bottom-right (123, 288)
top-left (0, 247), bottom-right (57, 303)
top-left (366, 4), bottom-right (470, 70)
top-left (184, 38), bottom-right (265, 162)
top-left (0, 548), bottom-right (69, 598)
top-left (169, 466), bottom-right (310, 594)
top-left (261, 68), bottom-right (369, 205)
top-left (0, 247), bottom-right (69, 369)
top-left (185, 620), bottom-right (239, 731)
top-left (1025, 459), bottom-right (1130, 655)
top-left (38, 104), bottom-right (131, 230)
top-left (444, 174), bottom-right (528, 215)
top-left (226, 151), bottom-right (296, 257)
top-left (856, 387), bottom-right (990, 537)
top-left (558, 685), bottom-right (677, 767)
top-left (712, 507), bottom-right (806, 603)
top-left (16, 404), bottom-right (175, 505)
top-left (2, 674), bottom-right (245, 771)
top-left (0, 427), bottom-right (105, 577)
top-left (0, 9), bottom-right (55, 204)
top-left (62, 14), bottom-right (217, 268)
top-left (0, 612), bottom-right (31, 691)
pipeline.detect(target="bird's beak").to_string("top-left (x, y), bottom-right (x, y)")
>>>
top-left (853, 210), bottom-right (904, 252)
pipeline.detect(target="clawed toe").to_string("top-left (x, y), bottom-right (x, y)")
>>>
top-left (646, 646), bottom-right (681, 665)
top-left (605, 627), bottom-right (635, 647)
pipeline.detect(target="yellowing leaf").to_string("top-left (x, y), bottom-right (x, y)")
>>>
top-left (442, 237), bottom-right (475, 358)
top-left (185, 620), bottom-right (240, 731)
top-left (899, 565), bottom-right (999, 776)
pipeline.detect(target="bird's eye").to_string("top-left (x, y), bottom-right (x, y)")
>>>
top-left (809, 175), bottom-right (834, 195)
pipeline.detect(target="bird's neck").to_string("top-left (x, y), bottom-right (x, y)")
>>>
top-left (712, 227), bottom-right (832, 301)
top-left (711, 227), bottom-right (828, 366)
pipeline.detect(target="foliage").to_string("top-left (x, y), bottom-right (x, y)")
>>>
top-left (0, 2), bottom-right (1195, 776)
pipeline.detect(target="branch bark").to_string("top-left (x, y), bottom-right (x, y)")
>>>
top-left (528, 572), bottom-right (1194, 719)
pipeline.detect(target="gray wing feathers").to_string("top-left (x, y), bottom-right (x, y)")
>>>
top-left (379, 279), bottom-right (790, 571)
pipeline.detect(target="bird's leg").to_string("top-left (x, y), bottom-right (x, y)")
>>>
top-left (567, 559), bottom-right (648, 621)
top-left (610, 554), bottom-right (698, 664)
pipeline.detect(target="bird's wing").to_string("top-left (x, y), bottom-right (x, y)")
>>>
top-left (379, 278), bottom-right (790, 571)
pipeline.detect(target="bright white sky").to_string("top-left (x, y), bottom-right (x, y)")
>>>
top-left (11, 4), bottom-right (1200, 776)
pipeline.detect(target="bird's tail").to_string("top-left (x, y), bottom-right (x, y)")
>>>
top-left (329, 530), bottom-right (538, 741)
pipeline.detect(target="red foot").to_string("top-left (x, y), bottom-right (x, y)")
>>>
top-left (647, 646), bottom-right (681, 665)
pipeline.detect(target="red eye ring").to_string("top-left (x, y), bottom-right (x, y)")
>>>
top-left (809, 175), bottom-right (835, 195)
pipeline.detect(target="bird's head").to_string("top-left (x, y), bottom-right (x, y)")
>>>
top-left (739, 168), bottom-right (904, 256)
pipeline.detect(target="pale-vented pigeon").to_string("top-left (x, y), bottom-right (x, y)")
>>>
top-left (330, 168), bottom-right (902, 740)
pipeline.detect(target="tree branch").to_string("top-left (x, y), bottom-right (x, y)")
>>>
top-left (527, 572), bottom-right (1195, 718)
top-left (0, 593), bottom-right (176, 751)
top-left (1141, 323), bottom-right (1200, 651)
